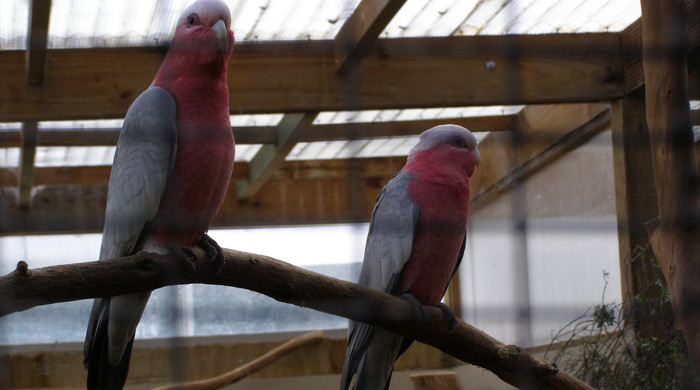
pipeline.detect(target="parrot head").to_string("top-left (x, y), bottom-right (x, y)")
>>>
top-left (170, 0), bottom-right (234, 64)
top-left (407, 124), bottom-right (480, 176)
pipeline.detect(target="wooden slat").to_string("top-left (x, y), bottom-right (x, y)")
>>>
top-left (236, 113), bottom-right (317, 201)
top-left (0, 163), bottom-right (250, 188)
top-left (0, 156), bottom-right (407, 234)
top-left (26, 0), bottom-right (52, 84)
top-left (0, 158), bottom-right (401, 189)
top-left (610, 93), bottom-right (664, 331)
top-left (0, 335), bottom-right (452, 388)
top-left (334, 0), bottom-right (407, 73)
top-left (0, 115), bottom-right (516, 148)
top-left (0, 34), bottom-right (624, 122)
top-left (18, 122), bottom-right (38, 209)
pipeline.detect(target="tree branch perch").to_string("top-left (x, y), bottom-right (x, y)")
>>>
top-left (0, 247), bottom-right (593, 390)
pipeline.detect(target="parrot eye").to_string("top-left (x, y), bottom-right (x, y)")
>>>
top-left (186, 13), bottom-right (200, 27)
top-left (449, 136), bottom-right (466, 148)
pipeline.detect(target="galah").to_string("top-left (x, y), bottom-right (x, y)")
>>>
top-left (340, 125), bottom-right (480, 390)
top-left (83, 0), bottom-right (235, 388)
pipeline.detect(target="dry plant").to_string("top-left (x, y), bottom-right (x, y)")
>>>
top-left (544, 246), bottom-right (700, 389)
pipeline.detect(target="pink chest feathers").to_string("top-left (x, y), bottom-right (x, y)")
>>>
top-left (396, 147), bottom-right (472, 305)
top-left (151, 120), bottom-right (234, 247)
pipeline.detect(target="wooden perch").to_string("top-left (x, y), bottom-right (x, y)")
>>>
top-left (0, 248), bottom-right (593, 390)
top-left (640, 0), bottom-right (700, 375)
top-left (153, 330), bottom-right (324, 390)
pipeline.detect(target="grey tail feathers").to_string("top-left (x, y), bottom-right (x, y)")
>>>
top-left (84, 298), bottom-right (135, 390)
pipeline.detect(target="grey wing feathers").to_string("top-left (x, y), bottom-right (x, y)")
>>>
top-left (99, 86), bottom-right (177, 261)
top-left (341, 171), bottom-right (419, 390)
top-left (84, 87), bottom-right (177, 367)
top-left (357, 171), bottom-right (418, 292)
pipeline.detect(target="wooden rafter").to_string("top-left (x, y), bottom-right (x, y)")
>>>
top-left (0, 33), bottom-right (624, 122)
top-left (0, 156), bottom-right (409, 234)
top-left (610, 93), bottom-right (661, 312)
top-left (1, 104), bottom-right (608, 235)
top-left (334, 0), bottom-right (406, 73)
top-left (235, 112), bottom-right (318, 202)
top-left (0, 114), bottom-right (516, 148)
top-left (26, 0), bottom-right (51, 84)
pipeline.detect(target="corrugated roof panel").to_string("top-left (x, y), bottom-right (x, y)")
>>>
top-left (0, 123), bottom-right (23, 131)
top-left (48, 0), bottom-right (175, 48)
top-left (230, 113), bottom-right (283, 127)
top-left (2, 0), bottom-right (642, 50)
top-left (484, 0), bottom-right (559, 35)
top-left (383, 0), bottom-right (640, 37)
top-left (38, 119), bottom-right (124, 129)
top-left (35, 146), bottom-right (116, 167)
top-left (287, 131), bottom-right (489, 161)
top-left (244, 0), bottom-right (355, 41)
top-left (235, 144), bottom-right (263, 161)
top-left (44, 0), bottom-right (360, 48)
top-left (0, 148), bottom-right (20, 168)
top-left (0, 1), bottom-right (28, 50)
top-left (587, 0), bottom-right (640, 31)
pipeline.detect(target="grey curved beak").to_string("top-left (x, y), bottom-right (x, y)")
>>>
top-left (212, 19), bottom-right (228, 52)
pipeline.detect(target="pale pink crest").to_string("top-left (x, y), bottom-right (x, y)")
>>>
top-left (407, 124), bottom-right (478, 162)
top-left (178, 0), bottom-right (232, 29)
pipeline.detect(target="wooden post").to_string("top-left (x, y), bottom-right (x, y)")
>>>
top-left (610, 93), bottom-right (664, 325)
top-left (641, 0), bottom-right (700, 374)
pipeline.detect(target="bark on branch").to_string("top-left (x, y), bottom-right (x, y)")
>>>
top-left (0, 247), bottom-right (593, 390)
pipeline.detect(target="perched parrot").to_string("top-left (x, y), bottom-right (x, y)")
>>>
top-left (340, 124), bottom-right (480, 390)
top-left (83, 0), bottom-right (235, 388)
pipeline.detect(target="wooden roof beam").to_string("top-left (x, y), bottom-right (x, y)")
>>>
top-left (26, 0), bottom-right (51, 84)
top-left (0, 33), bottom-right (624, 122)
top-left (334, 0), bottom-right (406, 73)
top-left (235, 112), bottom-right (318, 202)
top-left (0, 156), bottom-right (408, 234)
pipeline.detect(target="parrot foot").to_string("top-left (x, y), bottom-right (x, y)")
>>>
top-left (399, 293), bottom-right (425, 322)
top-left (169, 246), bottom-right (197, 274)
top-left (198, 233), bottom-right (226, 273)
top-left (437, 303), bottom-right (459, 333)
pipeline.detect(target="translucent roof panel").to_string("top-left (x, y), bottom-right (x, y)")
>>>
top-left (0, 123), bottom-right (23, 131)
top-left (0, 1), bottom-right (28, 50)
top-left (382, 0), bottom-right (641, 38)
top-left (35, 146), bottom-right (116, 167)
top-left (0, 148), bottom-right (20, 168)
top-left (230, 113), bottom-right (283, 127)
top-left (1, 0), bottom-right (359, 50)
top-left (235, 144), bottom-right (263, 161)
top-left (314, 105), bottom-right (523, 125)
top-left (287, 132), bottom-right (489, 161)
top-left (1, 0), bottom-right (641, 50)
top-left (38, 119), bottom-right (124, 130)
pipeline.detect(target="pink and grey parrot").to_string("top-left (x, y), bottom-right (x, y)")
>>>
top-left (83, 0), bottom-right (235, 388)
top-left (340, 125), bottom-right (480, 390)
